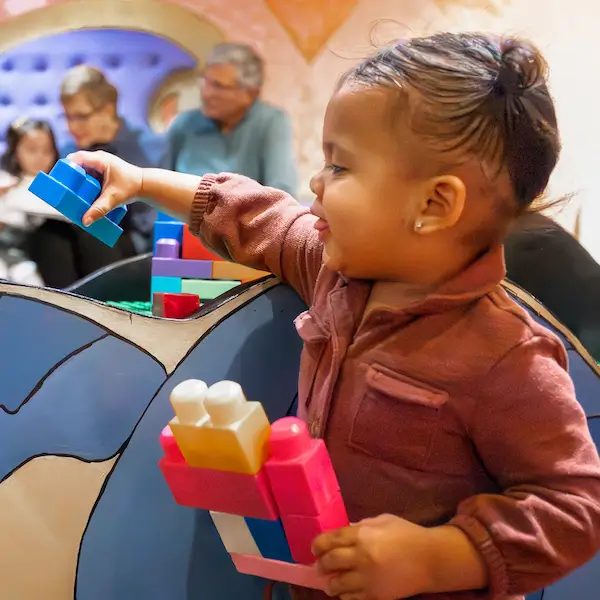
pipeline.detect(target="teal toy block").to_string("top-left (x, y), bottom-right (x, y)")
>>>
top-left (151, 276), bottom-right (182, 296)
top-left (28, 159), bottom-right (127, 247)
top-left (153, 221), bottom-right (183, 250)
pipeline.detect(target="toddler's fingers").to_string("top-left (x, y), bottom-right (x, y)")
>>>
top-left (317, 547), bottom-right (357, 574)
top-left (312, 526), bottom-right (358, 556)
top-left (325, 570), bottom-right (364, 598)
top-left (82, 188), bottom-right (121, 226)
top-left (67, 150), bottom-right (110, 175)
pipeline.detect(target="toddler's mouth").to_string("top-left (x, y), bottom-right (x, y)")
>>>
top-left (310, 204), bottom-right (328, 229)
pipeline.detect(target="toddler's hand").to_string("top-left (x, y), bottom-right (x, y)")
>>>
top-left (66, 151), bottom-right (143, 226)
top-left (312, 514), bottom-right (435, 600)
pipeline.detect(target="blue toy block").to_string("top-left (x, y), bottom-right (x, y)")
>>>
top-left (156, 211), bottom-right (173, 221)
top-left (28, 159), bottom-right (127, 247)
top-left (153, 221), bottom-right (183, 251)
top-left (245, 517), bottom-right (294, 563)
top-left (151, 276), bottom-right (182, 296)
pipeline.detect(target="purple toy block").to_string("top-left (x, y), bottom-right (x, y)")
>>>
top-left (152, 257), bottom-right (212, 279)
top-left (155, 238), bottom-right (180, 259)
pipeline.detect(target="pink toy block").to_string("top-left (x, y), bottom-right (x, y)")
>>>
top-left (265, 417), bottom-right (342, 517)
top-left (159, 426), bottom-right (278, 520)
top-left (155, 238), bottom-right (180, 258)
top-left (281, 493), bottom-right (348, 564)
top-left (230, 553), bottom-right (328, 591)
top-left (152, 257), bottom-right (213, 279)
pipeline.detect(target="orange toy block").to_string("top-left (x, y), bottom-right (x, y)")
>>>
top-left (212, 261), bottom-right (270, 282)
top-left (182, 225), bottom-right (221, 261)
top-left (230, 554), bottom-right (328, 591)
top-left (169, 379), bottom-right (271, 474)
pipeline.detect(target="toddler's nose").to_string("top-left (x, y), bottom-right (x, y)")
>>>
top-left (309, 170), bottom-right (324, 201)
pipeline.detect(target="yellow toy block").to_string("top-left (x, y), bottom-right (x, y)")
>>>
top-left (169, 379), bottom-right (270, 475)
top-left (212, 261), bottom-right (270, 282)
top-left (168, 379), bottom-right (210, 465)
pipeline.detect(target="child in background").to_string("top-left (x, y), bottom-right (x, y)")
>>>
top-left (0, 117), bottom-right (59, 284)
top-left (69, 33), bottom-right (600, 600)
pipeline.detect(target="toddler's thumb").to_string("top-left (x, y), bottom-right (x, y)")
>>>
top-left (82, 188), bottom-right (119, 226)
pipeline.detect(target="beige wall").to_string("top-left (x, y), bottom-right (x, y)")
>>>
top-left (2, 0), bottom-right (598, 260)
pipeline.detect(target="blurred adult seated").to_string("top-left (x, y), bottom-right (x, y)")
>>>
top-left (164, 43), bottom-right (297, 195)
top-left (26, 66), bottom-right (163, 288)
top-left (505, 211), bottom-right (600, 360)
top-left (60, 65), bottom-right (163, 252)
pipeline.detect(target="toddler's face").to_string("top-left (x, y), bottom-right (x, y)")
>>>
top-left (16, 129), bottom-right (55, 177)
top-left (310, 84), bottom-right (429, 281)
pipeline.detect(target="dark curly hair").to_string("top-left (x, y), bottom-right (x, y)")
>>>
top-left (1, 118), bottom-right (59, 177)
top-left (342, 32), bottom-right (560, 212)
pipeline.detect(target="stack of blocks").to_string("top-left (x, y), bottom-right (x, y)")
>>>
top-left (151, 214), bottom-right (270, 310)
top-left (159, 380), bottom-right (349, 590)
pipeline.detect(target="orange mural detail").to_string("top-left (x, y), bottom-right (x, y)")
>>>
top-left (265, 0), bottom-right (360, 62)
top-left (434, 0), bottom-right (509, 14)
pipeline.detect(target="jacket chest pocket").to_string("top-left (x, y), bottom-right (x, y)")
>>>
top-left (348, 363), bottom-right (448, 471)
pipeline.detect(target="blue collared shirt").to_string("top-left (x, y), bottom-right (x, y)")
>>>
top-left (163, 101), bottom-right (297, 196)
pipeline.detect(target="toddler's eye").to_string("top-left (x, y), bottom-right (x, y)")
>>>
top-left (326, 163), bottom-right (346, 175)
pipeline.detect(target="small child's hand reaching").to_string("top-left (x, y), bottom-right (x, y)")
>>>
top-left (66, 151), bottom-right (143, 226)
top-left (313, 514), bottom-right (435, 599)
top-left (313, 513), bottom-right (488, 600)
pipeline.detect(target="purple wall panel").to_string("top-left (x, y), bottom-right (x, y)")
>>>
top-left (0, 29), bottom-right (197, 152)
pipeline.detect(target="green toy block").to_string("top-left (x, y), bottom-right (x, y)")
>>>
top-left (181, 279), bottom-right (239, 300)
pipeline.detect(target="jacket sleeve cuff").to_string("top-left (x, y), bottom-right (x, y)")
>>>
top-left (449, 514), bottom-right (509, 598)
top-left (189, 173), bottom-right (218, 234)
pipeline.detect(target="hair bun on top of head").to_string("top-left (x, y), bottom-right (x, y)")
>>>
top-left (494, 38), bottom-right (545, 98)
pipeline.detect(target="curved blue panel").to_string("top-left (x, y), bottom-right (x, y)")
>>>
top-left (540, 423), bottom-right (599, 600)
top-left (0, 334), bottom-right (166, 482)
top-left (76, 284), bottom-right (306, 600)
top-left (511, 291), bottom-right (600, 600)
top-left (0, 295), bottom-right (106, 414)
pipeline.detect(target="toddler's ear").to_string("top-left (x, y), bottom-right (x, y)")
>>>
top-left (414, 175), bottom-right (466, 233)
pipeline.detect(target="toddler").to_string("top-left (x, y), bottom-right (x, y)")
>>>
top-left (0, 117), bottom-right (59, 284)
top-left (68, 33), bottom-right (600, 600)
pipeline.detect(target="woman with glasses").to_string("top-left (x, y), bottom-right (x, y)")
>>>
top-left (28, 66), bottom-right (163, 288)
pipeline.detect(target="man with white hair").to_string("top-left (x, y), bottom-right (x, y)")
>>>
top-left (164, 43), bottom-right (297, 196)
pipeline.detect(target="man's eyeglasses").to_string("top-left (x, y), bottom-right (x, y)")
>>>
top-left (198, 75), bottom-right (242, 94)
top-left (60, 108), bottom-right (101, 124)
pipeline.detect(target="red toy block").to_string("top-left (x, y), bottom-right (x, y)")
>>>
top-left (159, 426), bottom-right (278, 519)
top-left (230, 553), bottom-right (328, 591)
top-left (265, 417), bottom-right (343, 517)
top-left (182, 224), bottom-right (221, 261)
top-left (280, 493), bottom-right (348, 564)
top-left (163, 293), bottom-right (201, 319)
top-left (152, 293), bottom-right (200, 318)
